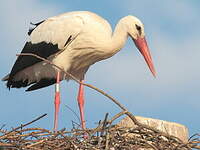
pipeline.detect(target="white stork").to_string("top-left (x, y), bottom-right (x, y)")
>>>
top-left (2, 11), bottom-right (156, 131)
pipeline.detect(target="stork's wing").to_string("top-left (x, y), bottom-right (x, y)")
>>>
top-left (4, 14), bottom-right (84, 90)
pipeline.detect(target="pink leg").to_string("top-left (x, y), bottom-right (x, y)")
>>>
top-left (77, 80), bottom-right (86, 129)
top-left (53, 72), bottom-right (61, 132)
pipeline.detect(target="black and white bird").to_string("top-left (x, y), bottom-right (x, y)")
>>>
top-left (2, 11), bottom-right (156, 131)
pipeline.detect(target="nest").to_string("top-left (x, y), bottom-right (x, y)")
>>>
top-left (0, 113), bottom-right (200, 150)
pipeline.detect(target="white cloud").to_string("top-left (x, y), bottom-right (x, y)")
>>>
top-left (0, 0), bottom-right (62, 58)
top-left (123, 0), bottom-right (199, 23)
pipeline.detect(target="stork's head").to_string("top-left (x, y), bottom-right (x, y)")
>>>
top-left (122, 16), bottom-right (156, 77)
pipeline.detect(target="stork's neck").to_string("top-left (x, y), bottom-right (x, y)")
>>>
top-left (110, 19), bottom-right (128, 55)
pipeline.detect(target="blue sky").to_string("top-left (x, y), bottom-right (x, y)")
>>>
top-left (0, 0), bottom-right (200, 136)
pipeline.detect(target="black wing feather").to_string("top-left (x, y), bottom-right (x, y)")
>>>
top-left (7, 41), bottom-right (60, 89)
top-left (26, 78), bottom-right (56, 91)
top-left (28, 20), bottom-right (45, 36)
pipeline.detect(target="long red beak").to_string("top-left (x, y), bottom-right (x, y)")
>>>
top-left (133, 37), bottom-right (156, 77)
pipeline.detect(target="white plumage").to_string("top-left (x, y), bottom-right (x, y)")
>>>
top-left (30, 12), bottom-right (111, 80)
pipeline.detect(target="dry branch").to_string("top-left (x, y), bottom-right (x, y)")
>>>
top-left (0, 114), bottom-right (47, 139)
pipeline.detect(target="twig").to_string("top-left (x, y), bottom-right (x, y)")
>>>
top-left (189, 133), bottom-right (200, 141)
top-left (100, 113), bottom-right (109, 137)
top-left (0, 114), bottom-right (47, 139)
top-left (16, 53), bottom-right (79, 83)
top-left (26, 139), bottom-right (46, 148)
top-left (0, 124), bottom-right (6, 130)
top-left (64, 104), bottom-right (80, 125)
top-left (71, 120), bottom-right (81, 129)
top-left (108, 110), bottom-right (127, 125)
top-left (105, 130), bottom-right (110, 150)
top-left (139, 138), bottom-right (159, 150)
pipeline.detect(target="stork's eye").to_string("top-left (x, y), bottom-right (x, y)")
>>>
top-left (135, 24), bottom-right (141, 31)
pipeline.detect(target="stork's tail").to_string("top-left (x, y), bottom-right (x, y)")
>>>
top-left (2, 63), bottom-right (63, 91)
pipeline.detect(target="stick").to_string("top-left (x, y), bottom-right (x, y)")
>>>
top-left (0, 114), bottom-right (47, 138)
top-left (100, 113), bottom-right (109, 137)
